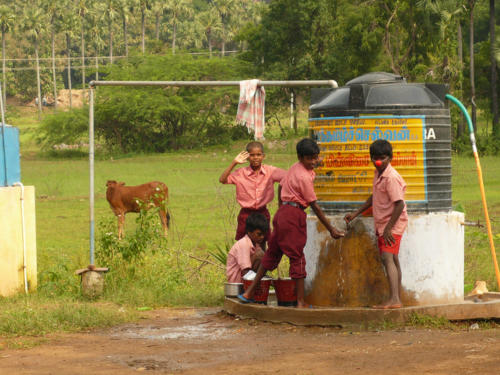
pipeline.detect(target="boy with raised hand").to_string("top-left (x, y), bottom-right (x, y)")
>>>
top-left (219, 141), bottom-right (286, 243)
top-left (226, 213), bottom-right (269, 283)
top-left (344, 139), bottom-right (408, 309)
top-left (239, 138), bottom-right (345, 308)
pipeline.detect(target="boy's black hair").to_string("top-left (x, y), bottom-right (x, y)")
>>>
top-left (246, 141), bottom-right (264, 153)
top-left (296, 138), bottom-right (320, 157)
top-left (245, 213), bottom-right (269, 234)
top-left (370, 139), bottom-right (393, 159)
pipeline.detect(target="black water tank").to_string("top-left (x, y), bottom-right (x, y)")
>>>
top-left (309, 72), bottom-right (451, 214)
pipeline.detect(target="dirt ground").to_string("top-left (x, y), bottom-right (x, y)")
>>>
top-left (0, 308), bottom-right (499, 375)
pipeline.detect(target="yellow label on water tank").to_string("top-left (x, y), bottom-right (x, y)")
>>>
top-left (309, 116), bottom-right (426, 203)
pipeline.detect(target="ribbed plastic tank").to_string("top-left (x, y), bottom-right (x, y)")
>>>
top-left (309, 72), bottom-right (451, 213)
top-left (0, 125), bottom-right (21, 186)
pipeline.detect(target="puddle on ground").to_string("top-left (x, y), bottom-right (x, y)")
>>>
top-left (113, 322), bottom-right (229, 341)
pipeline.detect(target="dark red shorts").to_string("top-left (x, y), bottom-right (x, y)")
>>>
top-left (235, 207), bottom-right (271, 241)
top-left (261, 204), bottom-right (307, 279)
top-left (377, 234), bottom-right (403, 255)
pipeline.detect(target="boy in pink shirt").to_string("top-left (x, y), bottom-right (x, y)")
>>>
top-left (219, 141), bottom-right (286, 242)
top-left (239, 138), bottom-right (345, 308)
top-left (344, 139), bottom-right (408, 309)
top-left (226, 213), bottom-right (268, 283)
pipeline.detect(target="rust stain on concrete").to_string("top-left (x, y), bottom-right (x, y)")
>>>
top-left (306, 219), bottom-right (419, 307)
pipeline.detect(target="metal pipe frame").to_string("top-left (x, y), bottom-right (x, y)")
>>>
top-left (87, 79), bottom-right (337, 265)
top-left (89, 80), bottom-right (338, 88)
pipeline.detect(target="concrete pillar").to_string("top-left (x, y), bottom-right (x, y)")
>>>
top-left (0, 186), bottom-right (37, 296)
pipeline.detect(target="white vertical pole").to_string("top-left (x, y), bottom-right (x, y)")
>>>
top-left (0, 82), bottom-right (7, 186)
top-left (290, 91), bottom-right (294, 129)
top-left (89, 87), bottom-right (95, 265)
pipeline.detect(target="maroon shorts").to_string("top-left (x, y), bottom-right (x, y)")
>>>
top-left (261, 204), bottom-right (307, 279)
top-left (377, 234), bottom-right (403, 255)
top-left (235, 207), bottom-right (271, 241)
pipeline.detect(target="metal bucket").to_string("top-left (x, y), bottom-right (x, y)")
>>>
top-left (224, 283), bottom-right (243, 297)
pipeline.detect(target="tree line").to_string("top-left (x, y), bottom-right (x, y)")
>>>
top-left (0, 0), bottom-right (263, 118)
top-left (239, 0), bottom-right (499, 142)
top-left (3, 0), bottom-right (500, 152)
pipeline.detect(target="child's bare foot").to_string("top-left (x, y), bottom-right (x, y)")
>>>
top-left (297, 301), bottom-right (312, 309)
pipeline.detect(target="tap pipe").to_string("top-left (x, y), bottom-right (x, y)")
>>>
top-left (13, 182), bottom-right (28, 294)
top-left (89, 80), bottom-right (339, 88)
top-left (446, 94), bottom-right (500, 290)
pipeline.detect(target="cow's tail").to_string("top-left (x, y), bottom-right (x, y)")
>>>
top-left (160, 183), bottom-right (170, 228)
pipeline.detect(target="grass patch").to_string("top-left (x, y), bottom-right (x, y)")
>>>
top-left (0, 295), bottom-right (136, 349)
top-left (407, 313), bottom-right (453, 329)
top-left (452, 155), bottom-right (500, 292)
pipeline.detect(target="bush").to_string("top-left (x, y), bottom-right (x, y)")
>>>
top-left (95, 208), bottom-right (224, 307)
top-left (37, 107), bottom-right (89, 150)
top-left (95, 54), bottom-right (253, 153)
top-left (35, 54), bottom-right (255, 153)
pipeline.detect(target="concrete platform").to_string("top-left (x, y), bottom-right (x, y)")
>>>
top-left (224, 296), bottom-right (500, 326)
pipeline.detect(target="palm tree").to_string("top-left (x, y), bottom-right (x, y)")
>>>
top-left (42, 0), bottom-right (61, 112)
top-left (213, 0), bottom-right (235, 56)
top-left (166, 0), bottom-right (193, 55)
top-left (490, 0), bottom-right (498, 135)
top-left (197, 7), bottom-right (221, 58)
top-left (22, 5), bottom-right (47, 120)
top-left (88, 12), bottom-right (105, 81)
top-left (138, 0), bottom-right (150, 54)
top-left (468, 0), bottom-right (477, 130)
top-left (0, 4), bottom-right (15, 109)
top-left (100, 0), bottom-right (119, 64)
top-left (117, 0), bottom-right (132, 57)
top-left (417, 0), bottom-right (466, 135)
top-left (61, 9), bottom-right (78, 109)
top-left (151, 0), bottom-right (166, 40)
top-left (76, 0), bottom-right (91, 91)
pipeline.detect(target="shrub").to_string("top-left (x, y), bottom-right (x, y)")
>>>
top-left (37, 107), bottom-right (89, 150)
top-left (95, 54), bottom-right (253, 153)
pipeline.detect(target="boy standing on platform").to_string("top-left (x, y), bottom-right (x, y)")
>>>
top-left (344, 139), bottom-right (408, 309)
top-left (219, 141), bottom-right (286, 242)
top-left (239, 138), bottom-right (345, 308)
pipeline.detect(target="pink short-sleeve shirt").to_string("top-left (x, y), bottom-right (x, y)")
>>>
top-left (280, 162), bottom-right (317, 208)
top-left (226, 164), bottom-right (286, 209)
top-left (372, 164), bottom-right (408, 236)
top-left (226, 235), bottom-right (256, 283)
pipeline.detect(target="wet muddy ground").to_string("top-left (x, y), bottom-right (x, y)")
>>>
top-left (0, 308), bottom-right (499, 374)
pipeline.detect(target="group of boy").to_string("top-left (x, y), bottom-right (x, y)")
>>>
top-left (221, 137), bottom-right (407, 309)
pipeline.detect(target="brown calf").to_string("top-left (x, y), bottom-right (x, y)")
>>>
top-left (105, 180), bottom-right (170, 240)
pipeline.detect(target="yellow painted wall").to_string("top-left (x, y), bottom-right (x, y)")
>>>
top-left (0, 186), bottom-right (37, 296)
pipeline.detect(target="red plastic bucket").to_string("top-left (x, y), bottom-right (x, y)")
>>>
top-left (243, 278), bottom-right (272, 304)
top-left (273, 278), bottom-right (297, 307)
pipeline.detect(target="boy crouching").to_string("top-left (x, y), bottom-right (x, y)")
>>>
top-left (226, 213), bottom-right (269, 283)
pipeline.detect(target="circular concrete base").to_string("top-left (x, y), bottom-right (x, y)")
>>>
top-left (223, 296), bottom-right (500, 326)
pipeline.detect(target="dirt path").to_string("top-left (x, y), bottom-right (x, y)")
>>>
top-left (0, 308), bottom-right (499, 374)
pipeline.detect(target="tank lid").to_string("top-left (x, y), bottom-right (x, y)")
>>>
top-left (346, 72), bottom-right (405, 86)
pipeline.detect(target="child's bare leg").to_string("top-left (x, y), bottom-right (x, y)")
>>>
top-left (379, 252), bottom-right (402, 307)
top-left (242, 264), bottom-right (267, 299)
top-left (295, 278), bottom-right (307, 308)
top-left (250, 248), bottom-right (265, 272)
top-left (393, 254), bottom-right (402, 299)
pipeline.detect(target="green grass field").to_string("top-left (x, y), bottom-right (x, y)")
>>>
top-left (1, 106), bottom-right (499, 344)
